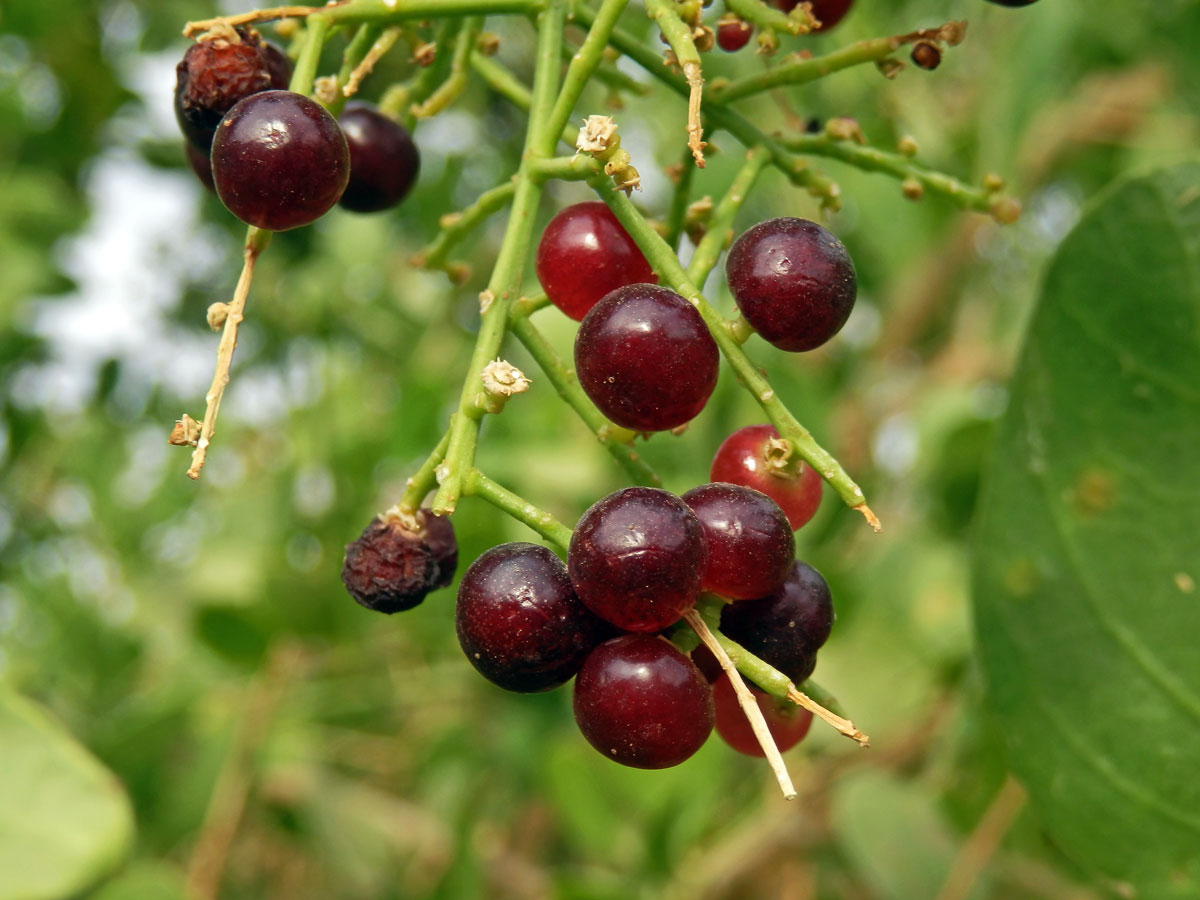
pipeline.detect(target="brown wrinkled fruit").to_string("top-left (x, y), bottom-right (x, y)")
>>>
top-left (341, 509), bottom-right (459, 613)
top-left (419, 509), bottom-right (459, 589)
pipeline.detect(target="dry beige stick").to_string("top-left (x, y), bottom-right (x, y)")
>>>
top-left (855, 503), bottom-right (882, 532)
top-left (934, 776), bottom-right (1027, 900)
top-left (344, 27), bottom-right (403, 98)
top-left (786, 684), bottom-right (870, 747)
top-left (684, 609), bottom-right (796, 799)
top-left (683, 61), bottom-right (706, 167)
top-left (183, 5), bottom-right (333, 38)
top-left (185, 233), bottom-right (266, 480)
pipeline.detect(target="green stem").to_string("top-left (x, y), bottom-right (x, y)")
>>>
top-left (431, 0), bottom-right (567, 515)
top-left (559, 39), bottom-right (649, 98)
top-left (663, 143), bottom-right (696, 252)
top-left (589, 176), bottom-right (870, 514)
top-left (397, 17), bottom-right (464, 129)
top-left (685, 145), bottom-right (769, 286)
top-left (395, 430), bottom-right (452, 514)
top-left (529, 154), bottom-right (601, 182)
top-left (508, 313), bottom-right (660, 487)
top-left (329, 23), bottom-right (382, 115)
top-left (512, 292), bottom-right (552, 317)
top-left (724, 0), bottom-right (811, 35)
top-left (412, 16), bottom-right (481, 119)
top-left (418, 180), bottom-right (516, 274)
top-left (469, 52), bottom-right (577, 148)
top-left (642, 0), bottom-right (705, 165)
top-left (324, 0), bottom-right (543, 25)
top-left (465, 469), bottom-right (573, 553)
top-left (289, 14), bottom-right (332, 97)
top-left (544, 0), bottom-right (631, 144)
top-left (711, 36), bottom-right (903, 103)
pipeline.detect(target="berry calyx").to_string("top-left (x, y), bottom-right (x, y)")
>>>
top-left (575, 283), bottom-right (719, 432)
top-left (455, 543), bottom-right (608, 693)
top-left (211, 90), bottom-right (349, 231)
top-left (712, 672), bottom-right (813, 756)
top-left (535, 201), bottom-right (656, 321)
top-left (568, 486), bottom-right (707, 632)
top-left (681, 482), bottom-right (795, 600)
top-left (573, 634), bottom-right (714, 769)
top-left (338, 102), bottom-right (421, 213)
top-left (709, 424), bottom-right (823, 530)
top-left (726, 217), bottom-right (857, 352)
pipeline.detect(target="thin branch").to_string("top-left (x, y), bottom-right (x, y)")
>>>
top-left (464, 469), bottom-right (573, 553)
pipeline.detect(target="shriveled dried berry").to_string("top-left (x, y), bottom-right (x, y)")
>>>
top-left (342, 514), bottom-right (440, 613)
top-left (175, 28), bottom-right (277, 152)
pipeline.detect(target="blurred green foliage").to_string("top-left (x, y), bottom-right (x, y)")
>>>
top-left (0, 0), bottom-right (1196, 898)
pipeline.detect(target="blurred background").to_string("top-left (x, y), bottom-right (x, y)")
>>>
top-left (1, 0), bottom-right (1198, 898)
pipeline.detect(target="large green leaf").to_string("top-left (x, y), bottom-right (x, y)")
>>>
top-left (972, 162), bottom-right (1200, 897)
top-left (0, 688), bottom-right (134, 900)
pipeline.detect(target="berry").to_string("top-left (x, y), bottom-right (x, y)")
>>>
top-left (712, 672), bottom-right (813, 756)
top-left (338, 102), bottom-right (421, 213)
top-left (568, 487), bottom-right (707, 632)
top-left (340, 509), bottom-right (457, 613)
top-left (260, 41), bottom-right (294, 90)
top-left (175, 28), bottom-right (283, 152)
top-left (681, 482), bottom-right (794, 600)
top-left (575, 284), bottom-right (718, 432)
top-left (716, 18), bottom-right (754, 52)
top-left (420, 509), bottom-right (458, 589)
top-left (211, 90), bottom-right (349, 231)
top-left (771, 0), bottom-right (854, 31)
top-left (726, 217), bottom-right (857, 352)
top-left (184, 141), bottom-right (215, 192)
top-left (691, 643), bottom-right (722, 682)
top-left (709, 424), bottom-right (823, 530)
top-left (985, 0), bottom-right (1038, 5)
top-left (911, 41), bottom-right (942, 70)
top-left (535, 202), bottom-right (656, 321)
top-left (573, 634), bottom-right (714, 768)
top-left (456, 543), bottom-right (608, 693)
top-left (719, 560), bottom-right (834, 685)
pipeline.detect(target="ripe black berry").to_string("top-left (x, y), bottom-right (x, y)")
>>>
top-left (681, 482), bottom-right (795, 600)
top-left (710, 424), bottom-right (823, 530)
top-left (575, 283), bottom-right (718, 432)
top-left (573, 634), bottom-right (714, 768)
top-left (726, 217), bottom-right (857, 352)
top-left (911, 42), bottom-right (942, 70)
top-left (535, 202), bottom-right (656, 321)
top-left (211, 90), bottom-right (349, 231)
top-left (340, 509), bottom-right (457, 613)
top-left (184, 141), bottom-right (215, 192)
top-left (568, 487), bottom-right (707, 632)
top-left (338, 103), bottom-right (421, 213)
top-left (456, 543), bottom-right (608, 693)
top-left (719, 560), bottom-right (834, 684)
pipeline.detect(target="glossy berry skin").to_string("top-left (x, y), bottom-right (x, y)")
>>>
top-left (184, 141), bottom-right (215, 192)
top-left (726, 217), bottom-right (856, 352)
top-left (720, 560), bottom-right (834, 684)
top-left (772, 0), bottom-right (853, 31)
top-left (456, 543), bottom-right (608, 693)
top-left (338, 103), bottom-right (420, 213)
top-left (716, 19), bottom-right (753, 52)
top-left (710, 424), bottom-right (823, 530)
top-left (569, 487), bottom-right (707, 632)
top-left (175, 29), bottom-right (285, 152)
top-left (681, 483), bottom-right (794, 600)
top-left (211, 90), bottom-right (349, 231)
top-left (575, 284), bottom-right (718, 432)
top-left (419, 509), bottom-right (458, 589)
top-left (712, 673), bottom-right (813, 757)
top-left (574, 634), bottom-right (714, 769)
top-left (536, 202), bottom-right (656, 321)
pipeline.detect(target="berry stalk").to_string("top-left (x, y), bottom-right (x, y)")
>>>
top-left (723, 0), bottom-right (814, 36)
top-left (685, 145), bottom-right (770, 286)
top-left (464, 469), bottom-right (573, 554)
top-left (643, 0), bottom-right (706, 166)
top-left (416, 180), bottom-right (515, 279)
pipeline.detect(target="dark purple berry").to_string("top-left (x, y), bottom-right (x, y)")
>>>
top-left (716, 18), bottom-right (753, 52)
top-left (338, 103), bottom-right (421, 213)
top-left (536, 202), bottom-right (656, 321)
top-left (456, 543), bottom-right (608, 693)
top-left (175, 28), bottom-right (276, 152)
top-left (575, 283), bottom-right (718, 432)
top-left (184, 141), bottom-right (215, 192)
top-left (573, 634), bottom-right (714, 768)
top-left (260, 40), bottom-right (294, 90)
top-left (911, 42), bottom-right (942, 70)
top-left (719, 560), bottom-right (834, 684)
top-left (772, 0), bottom-right (854, 31)
top-left (682, 482), bottom-right (795, 600)
top-left (726, 217), bottom-right (857, 352)
top-left (420, 509), bottom-right (458, 589)
top-left (211, 90), bottom-right (349, 231)
top-left (568, 487), bottom-right (707, 632)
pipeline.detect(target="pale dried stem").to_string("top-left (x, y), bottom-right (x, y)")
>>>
top-left (186, 240), bottom-right (261, 480)
top-left (855, 503), bottom-right (882, 532)
top-left (786, 684), bottom-right (870, 746)
top-left (684, 609), bottom-right (795, 799)
top-left (344, 27), bottom-right (403, 98)
top-left (683, 61), bottom-right (706, 167)
top-left (183, 5), bottom-right (334, 38)
top-left (934, 776), bottom-right (1027, 900)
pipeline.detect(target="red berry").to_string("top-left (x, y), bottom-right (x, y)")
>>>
top-left (772, 0), bottom-right (854, 31)
top-left (712, 672), bottom-right (812, 756)
top-left (175, 28), bottom-right (280, 152)
top-left (709, 424), bottom-right (823, 530)
top-left (681, 482), bottom-right (795, 600)
top-left (456, 543), bottom-right (608, 693)
top-left (573, 634), bottom-right (714, 769)
top-left (211, 90), bottom-right (349, 231)
top-left (536, 202), bottom-right (656, 321)
top-left (716, 19), bottom-right (753, 52)
top-left (575, 283), bottom-right (718, 432)
top-left (726, 217), bottom-right (857, 352)
top-left (338, 102), bottom-right (420, 213)
top-left (568, 487), bottom-right (707, 632)
top-left (719, 560), bottom-right (834, 684)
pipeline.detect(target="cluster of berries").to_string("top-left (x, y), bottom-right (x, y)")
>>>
top-left (174, 27), bottom-right (419, 230)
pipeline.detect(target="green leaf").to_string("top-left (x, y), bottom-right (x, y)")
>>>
top-left (972, 162), bottom-right (1200, 897)
top-left (0, 688), bottom-right (135, 900)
